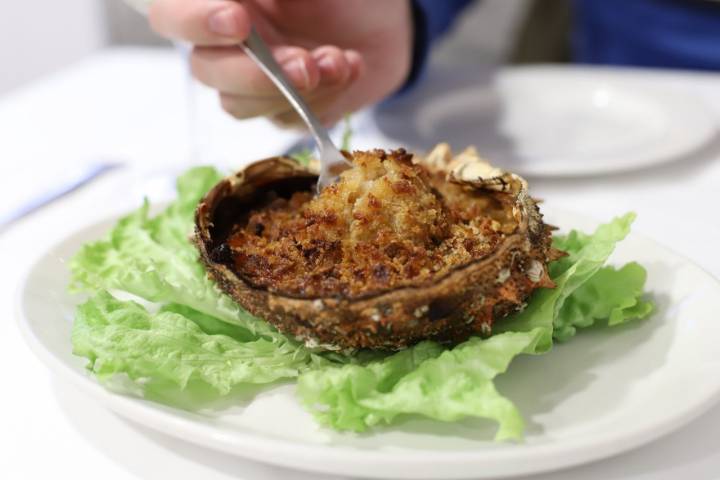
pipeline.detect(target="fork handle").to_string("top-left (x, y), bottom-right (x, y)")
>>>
top-left (241, 29), bottom-right (336, 155)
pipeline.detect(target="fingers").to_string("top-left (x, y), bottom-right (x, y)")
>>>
top-left (221, 79), bottom-right (351, 125)
top-left (195, 45), bottom-right (365, 122)
top-left (219, 92), bottom-right (299, 119)
top-left (191, 45), bottom-right (362, 95)
top-left (147, 0), bottom-right (368, 124)
top-left (270, 97), bottom-right (343, 128)
top-left (149, 0), bottom-right (250, 45)
top-left (269, 50), bottom-right (365, 128)
top-left (218, 84), bottom-right (336, 120)
top-left (341, 50), bottom-right (365, 84)
top-left (191, 45), bottom-right (321, 95)
top-left (312, 46), bottom-right (354, 86)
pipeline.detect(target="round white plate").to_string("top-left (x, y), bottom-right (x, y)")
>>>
top-left (373, 66), bottom-right (718, 177)
top-left (16, 208), bottom-right (720, 479)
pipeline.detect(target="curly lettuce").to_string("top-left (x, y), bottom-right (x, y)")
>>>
top-left (70, 167), bottom-right (313, 385)
top-left (72, 292), bottom-right (307, 391)
top-left (70, 168), bottom-right (653, 441)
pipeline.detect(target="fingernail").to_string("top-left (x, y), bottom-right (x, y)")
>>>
top-left (316, 55), bottom-right (337, 75)
top-left (283, 58), bottom-right (310, 89)
top-left (208, 8), bottom-right (239, 36)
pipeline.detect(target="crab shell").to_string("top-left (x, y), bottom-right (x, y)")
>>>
top-left (194, 144), bottom-right (555, 351)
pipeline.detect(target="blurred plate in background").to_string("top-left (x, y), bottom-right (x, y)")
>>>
top-left (373, 66), bottom-right (718, 177)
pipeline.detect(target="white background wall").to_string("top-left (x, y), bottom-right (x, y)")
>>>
top-left (0, 0), bottom-right (107, 94)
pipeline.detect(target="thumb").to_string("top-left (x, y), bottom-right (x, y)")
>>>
top-left (148, 0), bottom-right (251, 46)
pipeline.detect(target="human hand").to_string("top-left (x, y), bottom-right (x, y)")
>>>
top-left (148, 0), bottom-right (414, 127)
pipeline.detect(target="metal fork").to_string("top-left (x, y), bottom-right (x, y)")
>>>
top-left (241, 28), bottom-right (350, 192)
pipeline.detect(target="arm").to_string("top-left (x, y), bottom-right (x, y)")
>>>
top-left (144, 0), bottom-right (474, 127)
top-left (572, 0), bottom-right (720, 70)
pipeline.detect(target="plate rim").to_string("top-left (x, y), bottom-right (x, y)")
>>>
top-left (498, 66), bottom-right (718, 177)
top-left (375, 64), bottom-right (719, 179)
top-left (15, 208), bottom-right (720, 479)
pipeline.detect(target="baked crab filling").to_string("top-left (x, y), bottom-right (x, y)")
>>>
top-left (226, 149), bottom-right (519, 298)
top-left (195, 144), bottom-right (555, 350)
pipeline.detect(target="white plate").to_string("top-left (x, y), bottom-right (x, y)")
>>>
top-left (16, 207), bottom-right (720, 479)
top-left (373, 66), bottom-right (718, 177)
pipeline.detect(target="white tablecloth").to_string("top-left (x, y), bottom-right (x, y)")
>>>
top-left (2, 48), bottom-right (719, 480)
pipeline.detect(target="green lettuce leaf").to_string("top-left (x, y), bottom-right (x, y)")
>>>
top-left (340, 114), bottom-right (353, 151)
top-left (70, 167), bottom-right (290, 341)
top-left (499, 212), bottom-right (639, 342)
top-left (70, 167), bottom-right (313, 388)
top-left (296, 213), bottom-right (653, 440)
top-left (554, 262), bottom-right (654, 341)
top-left (297, 331), bottom-right (545, 440)
top-left (290, 149), bottom-right (313, 167)
top-left (73, 291), bottom-right (310, 391)
top-left (69, 163), bottom-right (652, 440)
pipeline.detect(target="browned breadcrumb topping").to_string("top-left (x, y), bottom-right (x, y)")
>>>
top-left (227, 149), bottom-right (518, 298)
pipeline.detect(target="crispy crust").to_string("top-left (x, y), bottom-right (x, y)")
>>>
top-left (225, 150), bottom-right (518, 298)
top-left (194, 147), bottom-right (555, 351)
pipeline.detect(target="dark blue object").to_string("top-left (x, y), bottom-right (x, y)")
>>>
top-left (573, 0), bottom-right (720, 71)
top-left (406, 0), bottom-right (720, 93)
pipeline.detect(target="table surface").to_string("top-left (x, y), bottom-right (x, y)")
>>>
top-left (2, 48), bottom-right (720, 480)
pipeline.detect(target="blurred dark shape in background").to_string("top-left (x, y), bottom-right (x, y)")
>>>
top-left (511, 0), bottom-right (720, 71)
